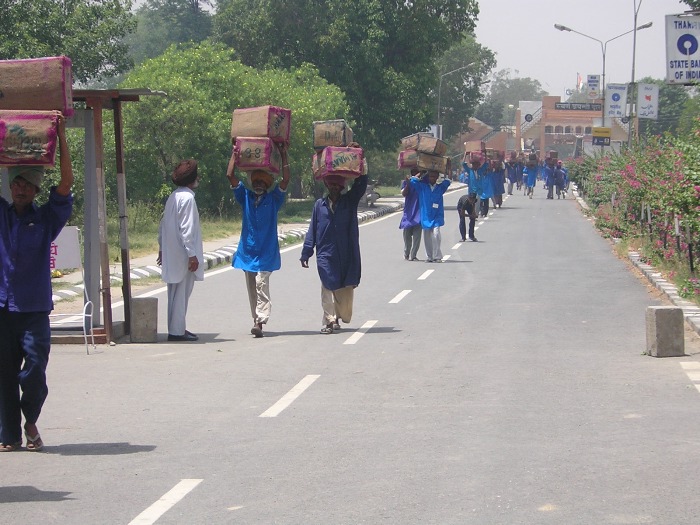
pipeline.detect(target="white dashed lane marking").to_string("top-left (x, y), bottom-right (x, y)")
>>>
top-left (260, 375), bottom-right (321, 418)
top-left (390, 290), bottom-right (412, 303)
top-left (417, 270), bottom-right (433, 280)
top-left (129, 479), bottom-right (203, 525)
top-left (344, 320), bottom-right (377, 345)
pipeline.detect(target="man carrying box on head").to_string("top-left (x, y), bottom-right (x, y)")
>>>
top-left (409, 168), bottom-right (450, 263)
top-left (226, 143), bottom-right (291, 338)
top-left (301, 142), bottom-right (367, 335)
top-left (0, 113), bottom-right (73, 453)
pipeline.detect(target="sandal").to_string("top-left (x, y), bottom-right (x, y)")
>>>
top-left (320, 324), bottom-right (334, 335)
top-left (332, 318), bottom-right (341, 331)
top-left (0, 441), bottom-right (22, 452)
top-left (25, 432), bottom-right (43, 452)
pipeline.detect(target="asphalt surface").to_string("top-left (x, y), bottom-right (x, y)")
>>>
top-left (5, 182), bottom-right (700, 524)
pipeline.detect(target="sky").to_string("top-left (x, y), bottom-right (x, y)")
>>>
top-left (473, 0), bottom-right (689, 99)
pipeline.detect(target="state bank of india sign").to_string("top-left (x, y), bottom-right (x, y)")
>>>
top-left (666, 14), bottom-right (700, 84)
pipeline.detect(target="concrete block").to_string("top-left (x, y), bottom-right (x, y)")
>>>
top-left (130, 297), bottom-right (158, 343)
top-left (646, 306), bottom-right (685, 357)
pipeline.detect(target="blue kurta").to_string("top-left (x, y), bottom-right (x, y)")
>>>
top-left (301, 175), bottom-right (367, 291)
top-left (467, 163), bottom-right (487, 196)
top-left (409, 176), bottom-right (451, 229)
top-left (232, 183), bottom-right (286, 272)
top-left (0, 187), bottom-right (73, 312)
top-left (492, 168), bottom-right (506, 196)
top-left (524, 166), bottom-right (538, 188)
top-left (399, 179), bottom-right (421, 229)
top-left (480, 170), bottom-right (495, 200)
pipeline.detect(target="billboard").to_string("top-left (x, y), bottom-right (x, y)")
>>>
top-left (666, 14), bottom-right (700, 84)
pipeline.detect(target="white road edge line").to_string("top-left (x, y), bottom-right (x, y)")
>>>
top-left (259, 375), bottom-right (321, 418)
top-left (343, 320), bottom-right (377, 345)
top-left (417, 270), bottom-right (433, 281)
top-left (128, 479), bottom-right (203, 525)
top-left (389, 290), bottom-right (412, 303)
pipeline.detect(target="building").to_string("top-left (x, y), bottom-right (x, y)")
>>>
top-left (459, 95), bottom-right (631, 159)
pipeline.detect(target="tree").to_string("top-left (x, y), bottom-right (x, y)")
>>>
top-left (126, 0), bottom-right (213, 65)
top-left (118, 42), bottom-right (350, 210)
top-left (474, 69), bottom-right (548, 128)
top-left (0, 0), bottom-right (136, 82)
top-left (436, 35), bottom-right (496, 140)
top-left (682, 0), bottom-right (700, 9)
top-left (213, 0), bottom-right (480, 149)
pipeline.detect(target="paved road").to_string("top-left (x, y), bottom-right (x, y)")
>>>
top-left (4, 187), bottom-right (700, 524)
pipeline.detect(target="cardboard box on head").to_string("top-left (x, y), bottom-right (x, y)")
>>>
top-left (231, 105), bottom-right (292, 143)
top-left (312, 119), bottom-right (353, 151)
top-left (234, 137), bottom-right (282, 175)
top-left (401, 132), bottom-right (434, 150)
top-left (0, 110), bottom-right (60, 166)
top-left (0, 56), bottom-right (73, 116)
top-left (317, 146), bottom-right (364, 179)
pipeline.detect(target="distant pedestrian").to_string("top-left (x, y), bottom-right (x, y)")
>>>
top-left (301, 143), bottom-right (367, 334)
top-left (491, 159), bottom-right (506, 208)
top-left (399, 168), bottom-right (422, 261)
top-left (410, 169), bottom-right (451, 262)
top-left (226, 143), bottom-right (291, 338)
top-left (158, 159), bottom-right (204, 342)
top-left (524, 161), bottom-right (538, 199)
top-left (457, 192), bottom-right (478, 242)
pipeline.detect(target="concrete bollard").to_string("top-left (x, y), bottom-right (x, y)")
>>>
top-left (130, 297), bottom-right (158, 343)
top-left (646, 306), bottom-right (685, 357)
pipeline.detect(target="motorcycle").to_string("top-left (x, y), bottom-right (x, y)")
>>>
top-left (362, 180), bottom-right (381, 207)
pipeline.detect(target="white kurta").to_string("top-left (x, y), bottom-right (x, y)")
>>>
top-left (158, 187), bottom-right (204, 283)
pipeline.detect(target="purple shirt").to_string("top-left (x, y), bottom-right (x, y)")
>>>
top-left (0, 187), bottom-right (73, 312)
top-left (399, 179), bottom-right (421, 229)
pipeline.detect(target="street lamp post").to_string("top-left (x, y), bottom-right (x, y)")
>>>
top-left (554, 22), bottom-right (652, 133)
top-left (436, 62), bottom-right (475, 140)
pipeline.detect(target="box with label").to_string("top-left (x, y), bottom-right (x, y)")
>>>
top-left (0, 110), bottom-right (59, 166)
top-left (415, 135), bottom-right (448, 156)
top-left (464, 140), bottom-right (486, 153)
top-left (317, 146), bottom-right (364, 179)
top-left (230, 105), bottom-right (291, 143)
top-left (234, 137), bottom-right (282, 175)
top-left (416, 152), bottom-right (449, 173)
top-left (397, 149), bottom-right (418, 170)
top-left (312, 119), bottom-right (353, 150)
top-left (400, 132), bottom-right (433, 150)
top-left (0, 56), bottom-right (73, 116)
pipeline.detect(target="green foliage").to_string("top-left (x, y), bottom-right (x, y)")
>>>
top-left (213, 0), bottom-right (480, 149)
top-left (573, 115), bottom-right (700, 280)
top-left (0, 0), bottom-right (136, 82)
top-left (126, 0), bottom-right (213, 65)
top-left (118, 41), bottom-right (350, 212)
top-left (437, 35), bottom-right (496, 140)
top-left (475, 68), bottom-right (548, 128)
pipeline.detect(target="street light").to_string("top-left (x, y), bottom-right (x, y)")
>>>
top-left (436, 62), bottom-right (475, 139)
top-left (554, 21), bottom-right (652, 130)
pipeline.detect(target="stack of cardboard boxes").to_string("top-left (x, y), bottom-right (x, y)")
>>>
top-left (0, 56), bottom-right (73, 167)
top-left (311, 119), bottom-right (364, 181)
top-left (397, 132), bottom-right (449, 173)
top-left (230, 105), bottom-right (292, 179)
